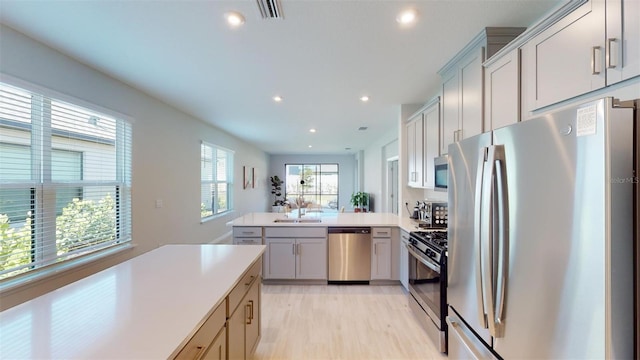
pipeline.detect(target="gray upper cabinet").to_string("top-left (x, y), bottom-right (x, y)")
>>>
top-left (606, 0), bottom-right (640, 85)
top-left (422, 98), bottom-right (440, 189)
top-left (522, 0), bottom-right (605, 110)
top-left (484, 48), bottom-right (521, 130)
top-left (438, 27), bottom-right (525, 154)
top-left (522, 0), bottom-right (639, 112)
top-left (406, 111), bottom-right (423, 188)
top-left (406, 97), bottom-right (440, 189)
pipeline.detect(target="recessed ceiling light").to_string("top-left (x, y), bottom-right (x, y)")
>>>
top-left (273, 95), bottom-right (283, 102)
top-left (396, 9), bottom-right (417, 25)
top-left (308, 145), bottom-right (313, 148)
top-left (360, 96), bottom-right (369, 102)
top-left (225, 11), bottom-right (245, 27)
top-left (309, 128), bottom-right (316, 133)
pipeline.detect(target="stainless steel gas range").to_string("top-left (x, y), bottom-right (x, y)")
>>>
top-left (407, 229), bottom-right (448, 353)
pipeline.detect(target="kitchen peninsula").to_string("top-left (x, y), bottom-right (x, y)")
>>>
top-left (230, 212), bottom-right (418, 284)
top-left (0, 244), bottom-right (265, 359)
top-left (230, 212), bottom-right (415, 229)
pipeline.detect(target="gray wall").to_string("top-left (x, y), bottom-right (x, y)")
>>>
top-left (0, 24), bottom-right (270, 309)
top-left (268, 154), bottom-right (356, 211)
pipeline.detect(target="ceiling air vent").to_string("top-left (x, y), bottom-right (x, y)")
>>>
top-left (257, 0), bottom-right (284, 19)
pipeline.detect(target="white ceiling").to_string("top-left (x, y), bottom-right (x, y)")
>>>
top-left (0, 0), bottom-right (561, 155)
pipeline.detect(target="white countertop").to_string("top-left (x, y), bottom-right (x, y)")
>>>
top-left (229, 212), bottom-right (424, 233)
top-left (0, 244), bottom-right (266, 359)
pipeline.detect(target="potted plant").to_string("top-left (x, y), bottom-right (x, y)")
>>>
top-left (270, 175), bottom-right (285, 212)
top-left (350, 191), bottom-right (369, 212)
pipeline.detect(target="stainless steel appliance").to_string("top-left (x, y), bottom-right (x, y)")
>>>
top-left (328, 227), bottom-right (371, 283)
top-left (419, 201), bottom-right (448, 229)
top-left (447, 97), bottom-right (636, 359)
top-left (433, 155), bottom-right (448, 192)
top-left (407, 230), bottom-right (448, 353)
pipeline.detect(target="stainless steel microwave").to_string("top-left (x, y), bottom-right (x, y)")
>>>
top-left (434, 155), bottom-right (448, 192)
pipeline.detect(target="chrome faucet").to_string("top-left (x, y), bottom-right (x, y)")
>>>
top-left (295, 196), bottom-right (305, 218)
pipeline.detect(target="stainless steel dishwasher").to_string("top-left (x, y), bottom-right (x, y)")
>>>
top-left (328, 227), bottom-right (371, 284)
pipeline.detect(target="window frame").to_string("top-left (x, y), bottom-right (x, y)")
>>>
top-left (200, 141), bottom-right (234, 221)
top-left (284, 163), bottom-right (339, 210)
top-left (0, 76), bottom-right (133, 290)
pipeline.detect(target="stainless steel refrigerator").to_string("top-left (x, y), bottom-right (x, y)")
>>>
top-left (446, 97), bottom-right (636, 359)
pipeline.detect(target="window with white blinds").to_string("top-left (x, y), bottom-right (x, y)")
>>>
top-left (0, 81), bottom-right (132, 282)
top-left (201, 142), bottom-right (233, 219)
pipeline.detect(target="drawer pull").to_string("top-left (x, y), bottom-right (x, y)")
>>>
top-left (193, 345), bottom-right (206, 360)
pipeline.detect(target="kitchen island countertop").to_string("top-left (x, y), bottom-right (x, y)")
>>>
top-left (0, 244), bottom-right (265, 359)
top-left (229, 212), bottom-right (421, 233)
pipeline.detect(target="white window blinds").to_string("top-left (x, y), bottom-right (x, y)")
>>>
top-left (201, 142), bottom-right (233, 219)
top-left (0, 81), bottom-right (132, 281)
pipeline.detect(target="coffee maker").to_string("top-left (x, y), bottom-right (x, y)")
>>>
top-left (418, 201), bottom-right (448, 229)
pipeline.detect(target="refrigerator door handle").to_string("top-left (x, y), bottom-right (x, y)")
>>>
top-left (492, 146), bottom-right (508, 338)
top-left (447, 314), bottom-right (500, 360)
top-left (482, 146), bottom-right (497, 336)
top-left (474, 147), bottom-right (489, 328)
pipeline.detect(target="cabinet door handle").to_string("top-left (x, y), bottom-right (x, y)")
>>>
top-left (246, 303), bottom-right (252, 325)
top-left (249, 300), bottom-right (254, 320)
top-left (292, 243), bottom-right (296, 255)
top-left (374, 243), bottom-right (377, 255)
top-left (606, 38), bottom-right (617, 69)
top-left (454, 129), bottom-right (462, 142)
top-left (245, 275), bottom-right (255, 286)
top-left (591, 46), bottom-right (601, 75)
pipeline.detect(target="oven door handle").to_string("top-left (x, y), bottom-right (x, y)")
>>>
top-left (406, 244), bottom-right (440, 272)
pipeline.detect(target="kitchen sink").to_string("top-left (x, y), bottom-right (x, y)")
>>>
top-left (273, 218), bottom-right (322, 223)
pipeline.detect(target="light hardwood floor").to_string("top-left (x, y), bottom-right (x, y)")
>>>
top-left (254, 284), bottom-right (448, 360)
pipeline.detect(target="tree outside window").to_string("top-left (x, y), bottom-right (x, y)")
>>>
top-left (0, 82), bottom-right (131, 281)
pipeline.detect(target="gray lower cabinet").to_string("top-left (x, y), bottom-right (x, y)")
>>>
top-left (263, 227), bottom-right (327, 280)
top-left (399, 230), bottom-right (410, 291)
top-left (371, 227), bottom-right (392, 280)
top-left (233, 227), bottom-right (262, 245)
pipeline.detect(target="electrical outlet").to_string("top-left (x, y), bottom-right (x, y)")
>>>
top-left (155, 199), bottom-right (163, 208)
